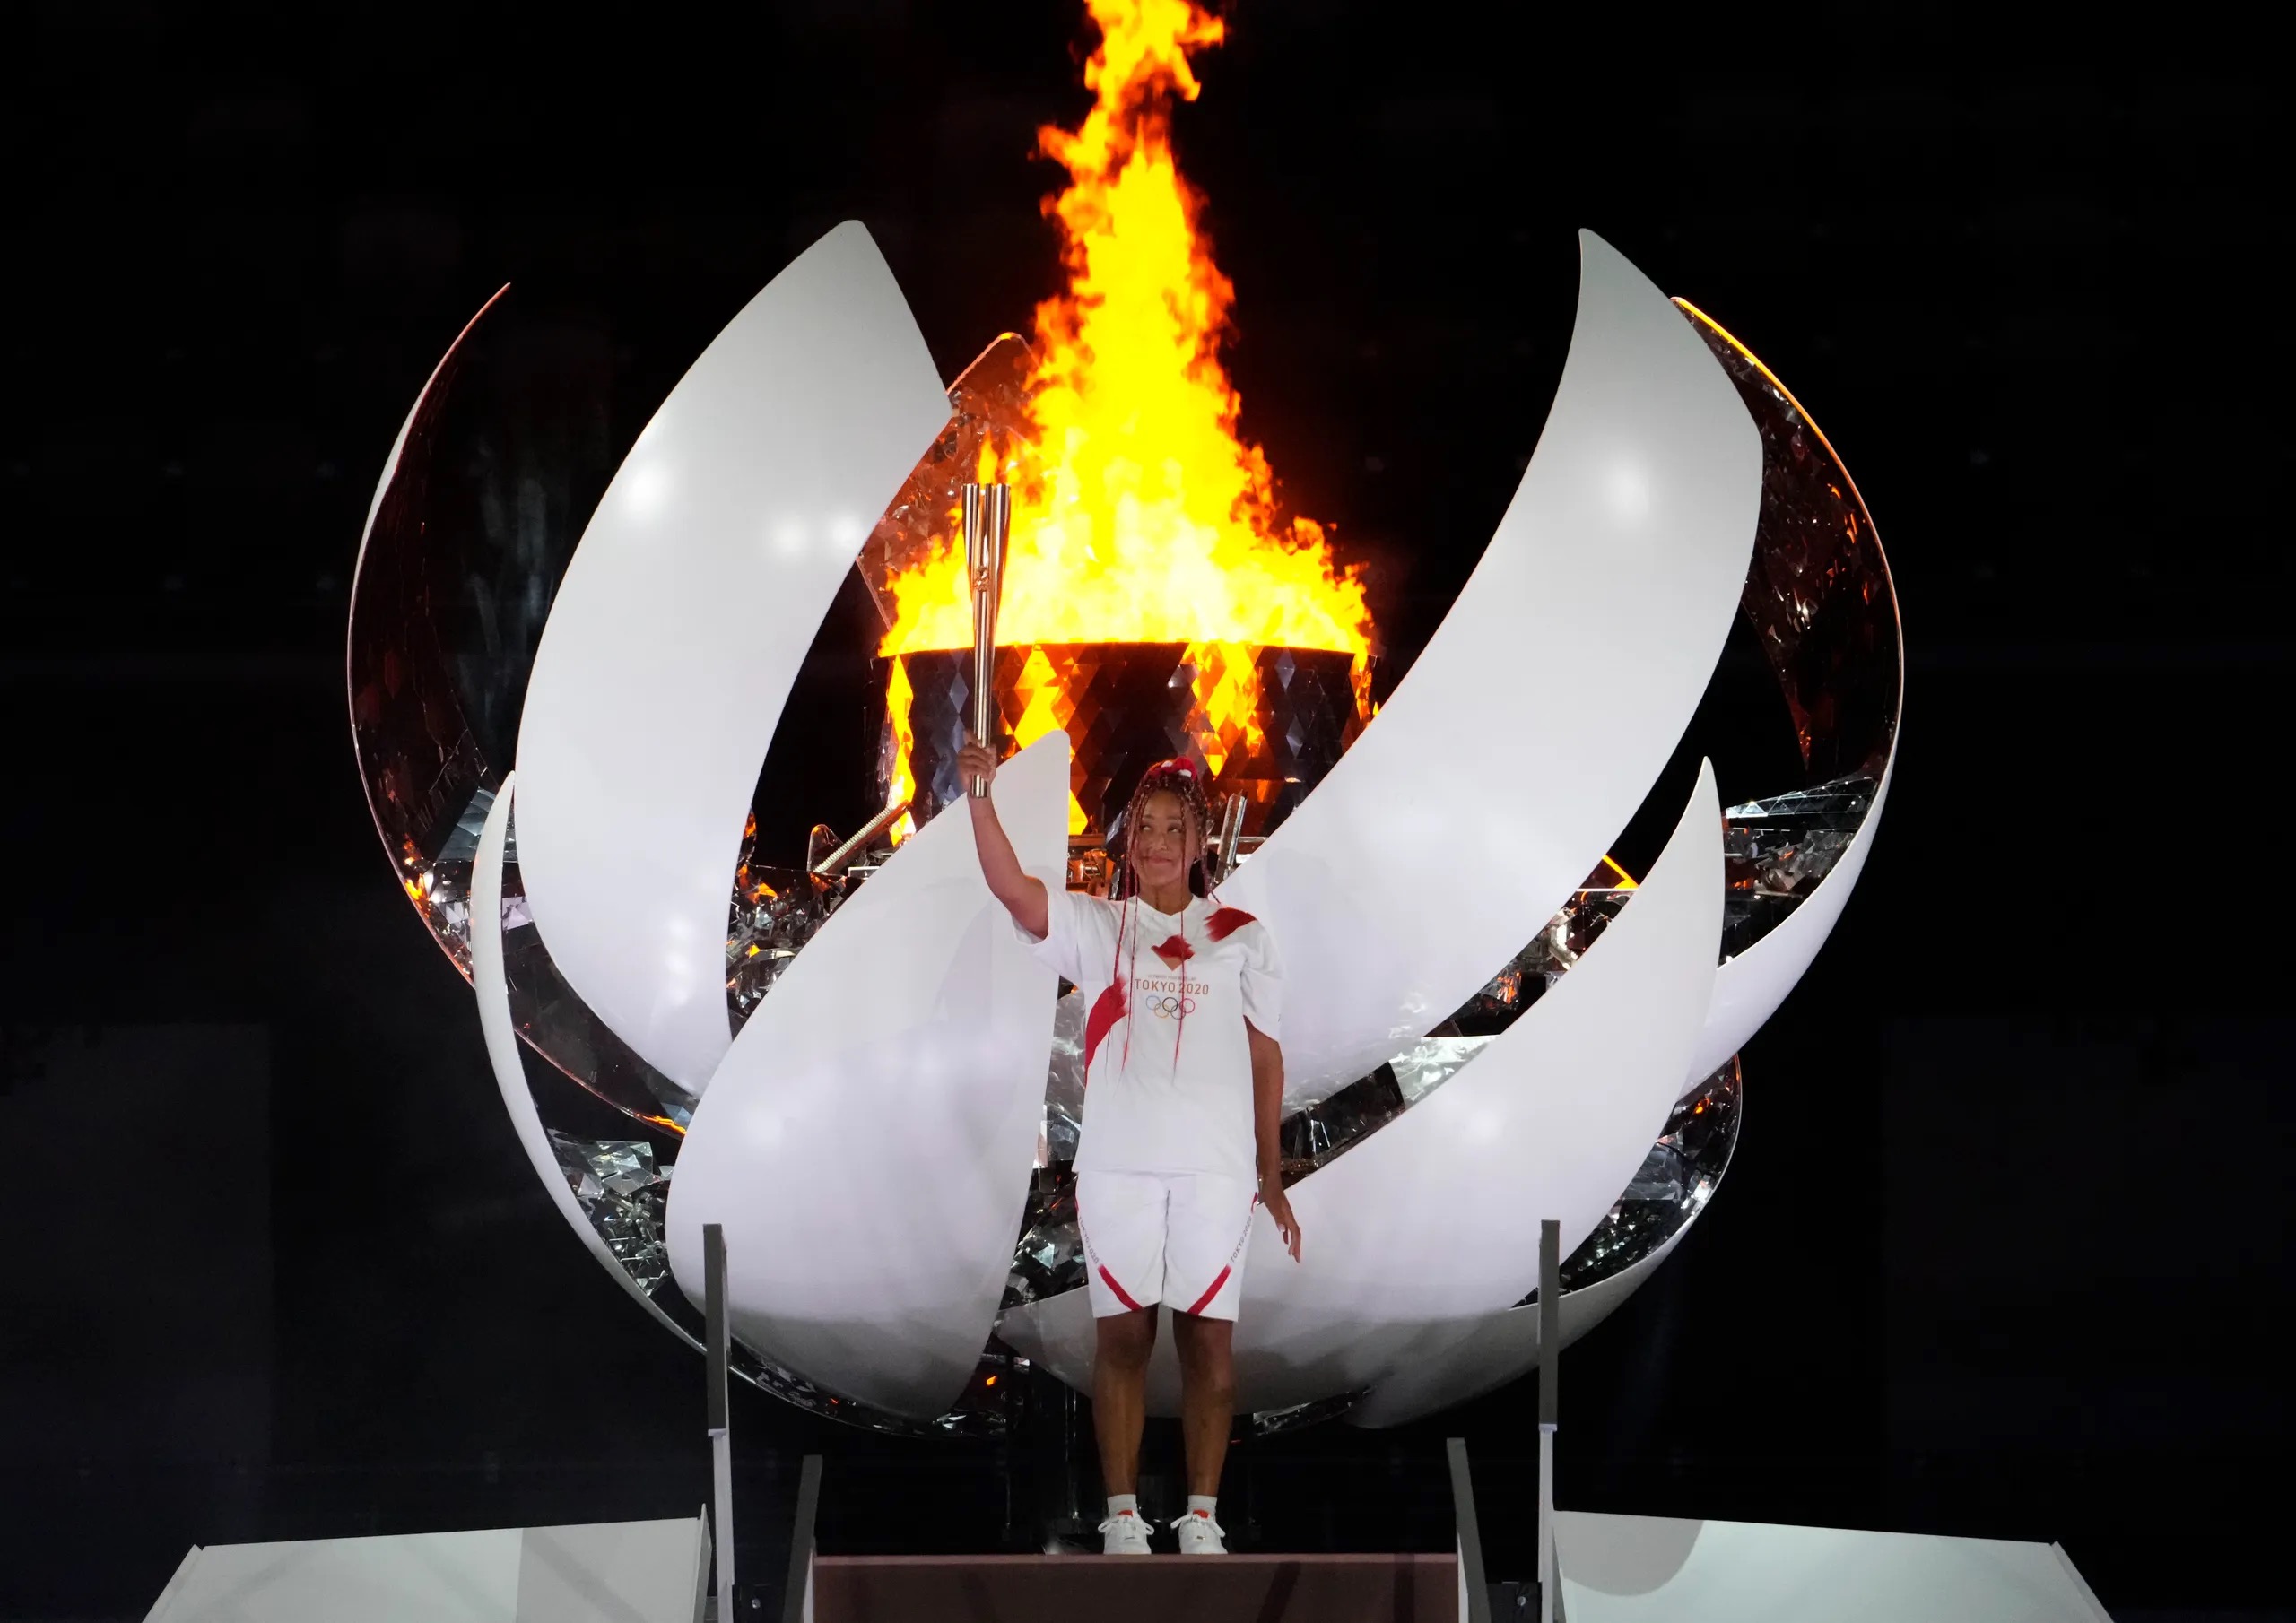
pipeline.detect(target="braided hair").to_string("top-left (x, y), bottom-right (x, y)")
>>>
top-left (1112, 756), bottom-right (1214, 903)
top-left (1107, 757), bottom-right (1216, 1075)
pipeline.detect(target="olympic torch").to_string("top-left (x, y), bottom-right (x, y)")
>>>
top-left (962, 482), bottom-right (1010, 798)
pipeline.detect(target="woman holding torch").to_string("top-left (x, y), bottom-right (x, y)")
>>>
top-left (958, 737), bottom-right (1301, 1557)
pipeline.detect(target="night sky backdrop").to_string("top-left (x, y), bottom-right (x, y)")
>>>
top-left (4, 4), bottom-right (2290, 1619)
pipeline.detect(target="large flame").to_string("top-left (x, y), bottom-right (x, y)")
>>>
top-left (878, 0), bottom-right (1370, 693)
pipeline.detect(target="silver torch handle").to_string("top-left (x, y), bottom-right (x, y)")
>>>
top-left (962, 482), bottom-right (1010, 797)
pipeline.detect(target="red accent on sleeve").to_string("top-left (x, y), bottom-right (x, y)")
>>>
top-left (1151, 933), bottom-right (1195, 968)
top-left (1204, 907), bottom-right (1257, 941)
top-left (1082, 983), bottom-right (1127, 1079)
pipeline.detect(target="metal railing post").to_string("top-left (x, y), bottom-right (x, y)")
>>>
top-left (781, 1454), bottom-right (822, 1623)
top-left (705, 1224), bottom-right (735, 1617)
top-left (1447, 1437), bottom-right (1492, 1623)
top-left (1538, 1218), bottom-right (1561, 1623)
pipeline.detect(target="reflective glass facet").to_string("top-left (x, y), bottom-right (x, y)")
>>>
top-left (1680, 304), bottom-right (1900, 789)
top-left (549, 1132), bottom-right (673, 1295)
top-left (1721, 772), bottom-right (1880, 959)
top-left (1544, 1057), bottom-right (1740, 1299)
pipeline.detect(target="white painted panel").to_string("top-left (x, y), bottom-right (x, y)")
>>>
top-left (142, 1546), bottom-right (204, 1623)
top-left (145, 1520), bottom-right (709, 1623)
top-left (1344, 1203), bottom-right (1703, 1428)
top-left (1000, 763), bottom-right (1722, 1415)
top-left (1684, 750), bottom-right (1897, 1092)
top-left (1556, 1512), bottom-right (2114, 1623)
top-left (514, 1517), bottom-right (710, 1623)
top-left (470, 776), bottom-right (697, 1344)
top-left (1220, 230), bottom-right (1760, 1102)
top-left (144, 1528), bottom-right (521, 1623)
top-left (512, 221), bottom-right (950, 1093)
top-left (666, 734), bottom-right (1070, 1419)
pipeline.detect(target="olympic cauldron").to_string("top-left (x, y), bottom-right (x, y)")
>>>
top-left (886, 638), bottom-right (1362, 856)
top-left (857, 330), bottom-right (1373, 862)
top-left (345, 225), bottom-right (1898, 1436)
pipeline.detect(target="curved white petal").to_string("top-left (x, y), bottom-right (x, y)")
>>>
top-left (665, 733), bottom-right (1071, 1419)
top-left (470, 773), bottom-right (695, 1344)
top-left (512, 222), bottom-right (951, 1093)
top-left (1219, 231), bottom-right (1761, 1100)
top-left (1001, 762), bottom-right (1724, 1415)
top-left (1345, 1203), bottom-right (1704, 1428)
top-left (1683, 749), bottom-right (1898, 1090)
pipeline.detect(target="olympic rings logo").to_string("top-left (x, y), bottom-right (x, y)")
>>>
top-left (1148, 994), bottom-right (1197, 1019)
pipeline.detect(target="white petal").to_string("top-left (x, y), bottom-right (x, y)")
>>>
top-left (512, 221), bottom-right (951, 1092)
top-left (1219, 230), bottom-right (1761, 1101)
top-left (667, 735), bottom-right (1071, 1418)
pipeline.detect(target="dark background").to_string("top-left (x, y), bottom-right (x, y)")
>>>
top-left (4, 4), bottom-right (2290, 1619)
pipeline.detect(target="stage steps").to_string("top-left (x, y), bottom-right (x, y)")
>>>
top-left (807, 1551), bottom-right (1460, 1623)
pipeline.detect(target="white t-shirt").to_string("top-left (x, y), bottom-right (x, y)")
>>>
top-left (1021, 890), bottom-right (1283, 1181)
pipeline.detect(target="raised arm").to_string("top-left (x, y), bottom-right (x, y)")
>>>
top-left (1248, 1020), bottom-right (1302, 1261)
top-left (956, 734), bottom-right (1049, 939)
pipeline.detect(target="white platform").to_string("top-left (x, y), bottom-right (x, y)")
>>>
top-left (1555, 1509), bottom-right (2112, 1623)
top-left (144, 1513), bottom-right (709, 1623)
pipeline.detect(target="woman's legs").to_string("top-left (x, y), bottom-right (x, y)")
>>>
top-left (1171, 1309), bottom-right (1236, 1497)
top-left (1093, 1306), bottom-right (1158, 1496)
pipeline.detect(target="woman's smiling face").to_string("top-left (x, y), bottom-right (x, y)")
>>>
top-left (1129, 788), bottom-right (1197, 895)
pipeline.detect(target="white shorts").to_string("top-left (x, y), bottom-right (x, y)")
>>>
top-left (1077, 1170), bottom-right (1257, 1321)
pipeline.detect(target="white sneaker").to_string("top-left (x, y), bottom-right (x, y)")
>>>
top-left (1171, 1508), bottom-right (1227, 1554)
top-left (1099, 1508), bottom-right (1153, 1555)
